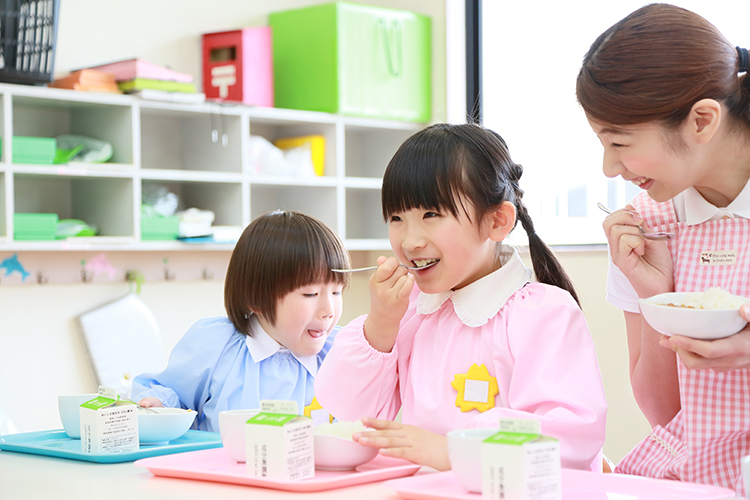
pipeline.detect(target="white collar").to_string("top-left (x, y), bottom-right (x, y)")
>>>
top-left (243, 315), bottom-right (318, 377)
top-left (416, 245), bottom-right (532, 327)
top-left (680, 181), bottom-right (750, 225)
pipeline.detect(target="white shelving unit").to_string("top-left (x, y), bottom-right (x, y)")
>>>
top-left (0, 83), bottom-right (421, 252)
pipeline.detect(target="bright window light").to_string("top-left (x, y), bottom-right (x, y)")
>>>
top-left (482, 0), bottom-right (750, 245)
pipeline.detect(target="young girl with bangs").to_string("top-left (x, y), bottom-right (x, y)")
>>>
top-left (577, 3), bottom-right (750, 494)
top-left (315, 123), bottom-right (607, 472)
top-left (132, 211), bottom-right (349, 433)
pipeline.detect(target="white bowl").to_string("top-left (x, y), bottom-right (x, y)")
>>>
top-left (314, 434), bottom-right (378, 470)
top-left (447, 428), bottom-right (499, 493)
top-left (137, 407), bottom-right (196, 444)
top-left (217, 409), bottom-right (260, 462)
top-left (58, 393), bottom-right (98, 438)
top-left (639, 292), bottom-right (749, 339)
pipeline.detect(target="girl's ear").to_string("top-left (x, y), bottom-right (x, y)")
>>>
top-left (687, 98), bottom-right (722, 144)
top-left (487, 201), bottom-right (516, 242)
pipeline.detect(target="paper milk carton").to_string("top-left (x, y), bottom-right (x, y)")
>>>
top-left (80, 386), bottom-right (138, 454)
top-left (245, 400), bottom-right (314, 481)
top-left (481, 419), bottom-right (561, 500)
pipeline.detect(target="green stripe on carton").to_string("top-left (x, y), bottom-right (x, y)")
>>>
top-left (248, 413), bottom-right (298, 426)
top-left (81, 396), bottom-right (117, 410)
top-left (484, 432), bottom-right (540, 446)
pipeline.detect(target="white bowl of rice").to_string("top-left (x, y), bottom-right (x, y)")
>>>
top-left (639, 288), bottom-right (749, 339)
top-left (313, 420), bottom-right (378, 470)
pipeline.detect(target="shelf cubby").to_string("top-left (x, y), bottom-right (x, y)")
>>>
top-left (12, 95), bottom-right (133, 165)
top-left (142, 179), bottom-right (244, 228)
top-left (140, 107), bottom-right (242, 173)
top-left (344, 125), bottom-right (415, 179)
top-left (14, 173), bottom-right (134, 237)
top-left (346, 187), bottom-right (387, 240)
top-left (250, 184), bottom-right (338, 233)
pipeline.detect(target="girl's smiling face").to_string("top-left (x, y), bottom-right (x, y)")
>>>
top-left (257, 282), bottom-right (343, 357)
top-left (588, 118), bottom-right (695, 203)
top-left (388, 204), bottom-right (501, 294)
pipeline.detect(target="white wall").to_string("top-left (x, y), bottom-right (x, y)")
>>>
top-left (0, 0), bottom-right (651, 464)
top-left (54, 0), bottom-right (447, 123)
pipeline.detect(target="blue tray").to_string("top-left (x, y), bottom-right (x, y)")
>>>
top-left (0, 429), bottom-right (222, 463)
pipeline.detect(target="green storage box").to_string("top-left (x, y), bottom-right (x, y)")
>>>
top-left (269, 2), bottom-right (431, 122)
top-left (0, 136), bottom-right (57, 164)
top-left (141, 215), bottom-right (179, 240)
top-left (14, 213), bottom-right (58, 240)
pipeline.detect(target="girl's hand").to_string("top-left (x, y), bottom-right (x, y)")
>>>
top-left (137, 397), bottom-right (164, 408)
top-left (660, 304), bottom-right (750, 371)
top-left (602, 204), bottom-right (673, 298)
top-left (363, 256), bottom-right (414, 352)
top-left (353, 417), bottom-right (450, 471)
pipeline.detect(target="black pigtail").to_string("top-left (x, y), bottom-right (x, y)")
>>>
top-left (516, 202), bottom-right (581, 308)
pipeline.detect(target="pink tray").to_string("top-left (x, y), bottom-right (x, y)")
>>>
top-left (385, 469), bottom-right (736, 500)
top-left (135, 447), bottom-right (421, 492)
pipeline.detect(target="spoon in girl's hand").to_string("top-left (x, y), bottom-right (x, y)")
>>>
top-left (332, 261), bottom-right (439, 273)
top-left (596, 202), bottom-right (673, 240)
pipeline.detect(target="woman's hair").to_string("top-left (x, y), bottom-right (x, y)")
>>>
top-left (225, 211), bottom-right (350, 336)
top-left (381, 123), bottom-right (580, 306)
top-left (576, 3), bottom-right (750, 133)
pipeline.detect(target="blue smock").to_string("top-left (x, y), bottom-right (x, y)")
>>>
top-left (132, 316), bottom-right (337, 433)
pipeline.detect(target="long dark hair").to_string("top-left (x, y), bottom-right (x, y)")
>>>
top-left (381, 123), bottom-right (580, 306)
top-left (225, 211), bottom-right (350, 336)
top-left (576, 3), bottom-right (750, 133)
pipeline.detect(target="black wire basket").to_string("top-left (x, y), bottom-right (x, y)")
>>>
top-left (0, 0), bottom-right (59, 85)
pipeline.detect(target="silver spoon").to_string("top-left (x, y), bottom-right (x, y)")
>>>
top-left (596, 202), bottom-right (673, 241)
top-left (332, 261), bottom-right (439, 273)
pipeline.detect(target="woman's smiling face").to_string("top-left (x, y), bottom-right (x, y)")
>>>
top-left (588, 118), bottom-right (694, 203)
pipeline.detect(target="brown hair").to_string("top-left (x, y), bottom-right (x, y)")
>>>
top-left (382, 123), bottom-right (580, 306)
top-left (224, 211), bottom-right (350, 336)
top-left (576, 3), bottom-right (750, 132)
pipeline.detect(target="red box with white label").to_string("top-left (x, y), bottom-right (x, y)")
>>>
top-left (202, 27), bottom-right (273, 106)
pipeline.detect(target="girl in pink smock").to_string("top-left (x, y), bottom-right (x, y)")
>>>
top-left (314, 123), bottom-right (607, 472)
top-left (577, 4), bottom-right (750, 495)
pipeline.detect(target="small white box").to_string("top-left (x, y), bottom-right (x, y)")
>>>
top-left (481, 428), bottom-right (561, 500)
top-left (245, 412), bottom-right (314, 481)
top-left (80, 387), bottom-right (138, 454)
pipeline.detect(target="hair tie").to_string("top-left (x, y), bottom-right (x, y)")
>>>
top-left (737, 46), bottom-right (750, 73)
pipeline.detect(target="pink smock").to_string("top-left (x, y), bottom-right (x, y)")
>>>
top-left (615, 192), bottom-right (750, 496)
top-left (315, 246), bottom-right (607, 471)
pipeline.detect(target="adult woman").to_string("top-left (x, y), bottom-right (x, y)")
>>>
top-left (577, 3), bottom-right (750, 494)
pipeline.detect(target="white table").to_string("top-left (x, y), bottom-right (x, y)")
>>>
top-left (1, 449), bottom-right (741, 500)
top-left (0, 450), bottom-right (415, 500)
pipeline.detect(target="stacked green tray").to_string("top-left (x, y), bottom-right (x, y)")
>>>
top-left (141, 215), bottom-right (179, 240)
top-left (14, 213), bottom-right (58, 240)
top-left (0, 136), bottom-right (57, 164)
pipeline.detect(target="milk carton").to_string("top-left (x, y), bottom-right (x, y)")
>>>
top-left (80, 386), bottom-right (138, 454)
top-left (481, 419), bottom-right (561, 500)
top-left (245, 400), bottom-right (314, 481)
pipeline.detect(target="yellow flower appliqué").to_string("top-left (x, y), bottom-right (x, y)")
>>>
top-left (451, 363), bottom-right (499, 413)
top-left (303, 396), bottom-right (333, 424)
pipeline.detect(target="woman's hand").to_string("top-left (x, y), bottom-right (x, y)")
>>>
top-left (660, 304), bottom-right (750, 371)
top-left (137, 397), bottom-right (164, 408)
top-left (363, 256), bottom-right (414, 353)
top-left (353, 417), bottom-right (450, 471)
top-left (602, 204), bottom-right (674, 298)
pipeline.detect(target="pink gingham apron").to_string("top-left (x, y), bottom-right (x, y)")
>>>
top-left (615, 192), bottom-right (750, 495)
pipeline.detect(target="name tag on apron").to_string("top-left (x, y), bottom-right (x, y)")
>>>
top-left (700, 250), bottom-right (736, 266)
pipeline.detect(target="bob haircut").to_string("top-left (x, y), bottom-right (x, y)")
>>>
top-left (576, 3), bottom-right (750, 131)
top-left (224, 211), bottom-right (350, 336)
